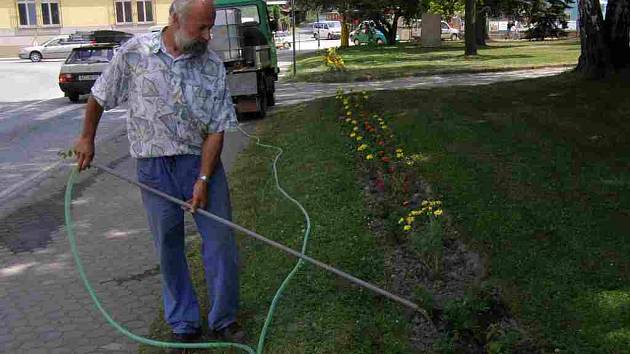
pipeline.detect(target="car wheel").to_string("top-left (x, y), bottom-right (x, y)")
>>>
top-left (29, 51), bottom-right (42, 62)
top-left (354, 39), bottom-right (360, 46)
top-left (451, 34), bottom-right (458, 41)
top-left (283, 42), bottom-right (291, 49)
top-left (68, 94), bottom-right (80, 103)
top-left (376, 39), bottom-right (385, 45)
top-left (327, 33), bottom-right (333, 40)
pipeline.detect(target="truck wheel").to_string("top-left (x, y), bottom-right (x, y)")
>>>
top-left (266, 79), bottom-right (275, 107)
top-left (257, 94), bottom-right (267, 119)
top-left (451, 34), bottom-right (458, 41)
top-left (376, 39), bottom-right (385, 45)
top-left (354, 39), bottom-right (360, 46)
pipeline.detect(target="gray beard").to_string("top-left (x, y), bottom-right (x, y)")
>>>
top-left (174, 31), bottom-right (207, 56)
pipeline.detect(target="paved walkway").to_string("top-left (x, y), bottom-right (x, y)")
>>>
top-left (274, 67), bottom-right (569, 106)
top-left (0, 67), bottom-right (568, 353)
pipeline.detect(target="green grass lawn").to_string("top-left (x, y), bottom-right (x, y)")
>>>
top-left (364, 73), bottom-right (630, 353)
top-left (142, 72), bottom-right (629, 354)
top-left (294, 40), bottom-right (580, 82)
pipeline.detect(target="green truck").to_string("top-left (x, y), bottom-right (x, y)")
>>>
top-left (212, 0), bottom-right (279, 118)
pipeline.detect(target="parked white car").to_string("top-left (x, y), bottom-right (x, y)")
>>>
top-left (312, 21), bottom-right (342, 40)
top-left (58, 44), bottom-right (118, 102)
top-left (441, 21), bottom-right (461, 40)
top-left (19, 35), bottom-right (90, 62)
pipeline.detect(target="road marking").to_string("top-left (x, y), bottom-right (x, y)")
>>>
top-left (33, 104), bottom-right (84, 121)
top-left (0, 98), bottom-right (55, 119)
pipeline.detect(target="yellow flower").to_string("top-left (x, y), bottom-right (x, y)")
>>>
top-left (357, 144), bottom-right (368, 152)
top-left (345, 118), bottom-right (351, 123)
top-left (356, 136), bottom-right (363, 141)
top-left (411, 210), bottom-right (422, 216)
top-left (346, 111), bottom-right (352, 116)
top-left (381, 125), bottom-right (388, 129)
top-left (422, 201), bottom-right (429, 206)
top-left (396, 153), bottom-right (404, 159)
top-left (406, 161), bottom-right (414, 166)
top-left (398, 217), bottom-right (405, 224)
top-left (403, 225), bottom-right (412, 232)
top-left (350, 132), bottom-right (356, 138)
top-left (352, 120), bottom-right (358, 125)
top-left (406, 216), bottom-right (415, 224)
top-left (353, 127), bottom-right (359, 131)
top-left (366, 154), bottom-right (374, 160)
top-left (396, 148), bottom-right (403, 153)
top-left (434, 209), bottom-right (443, 216)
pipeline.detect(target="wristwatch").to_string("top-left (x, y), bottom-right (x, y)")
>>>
top-left (198, 175), bottom-right (209, 183)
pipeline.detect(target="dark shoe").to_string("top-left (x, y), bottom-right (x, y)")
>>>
top-left (212, 322), bottom-right (245, 342)
top-left (171, 330), bottom-right (202, 342)
top-left (168, 330), bottom-right (202, 354)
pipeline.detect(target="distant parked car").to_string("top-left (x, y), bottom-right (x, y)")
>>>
top-left (313, 21), bottom-right (342, 40)
top-left (441, 21), bottom-right (461, 40)
top-left (350, 26), bottom-right (388, 46)
top-left (274, 31), bottom-right (291, 49)
top-left (149, 25), bottom-right (165, 33)
top-left (19, 35), bottom-right (91, 62)
top-left (58, 43), bottom-right (118, 102)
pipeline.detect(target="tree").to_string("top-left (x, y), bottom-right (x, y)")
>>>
top-left (577, 0), bottom-right (611, 76)
top-left (297, 0), bottom-right (424, 46)
top-left (576, 0), bottom-right (630, 77)
top-left (465, 0), bottom-right (478, 55)
top-left (425, 0), bottom-right (465, 18)
top-left (605, 0), bottom-right (630, 69)
top-left (355, 0), bottom-right (425, 45)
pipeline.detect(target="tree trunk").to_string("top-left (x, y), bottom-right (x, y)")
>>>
top-left (577, 0), bottom-right (612, 77)
top-left (476, 8), bottom-right (487, 46)
top-left (605, 0), bottom-right (630, 70)
top-left (465, 0), bottom-right (478, 55)
top-left (388, 14), bottom-right (400, 44)
top-left (341, 13), bottom-right (350, 48)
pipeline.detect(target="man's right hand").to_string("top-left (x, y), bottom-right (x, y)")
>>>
top-left (74, 137), bottom-right (95, 171)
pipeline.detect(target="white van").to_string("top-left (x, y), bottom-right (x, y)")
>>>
top-left (312, 21), bottom-right (342, 40)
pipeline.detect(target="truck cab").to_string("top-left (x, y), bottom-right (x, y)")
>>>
top-left (212, 0), bottom-right (279, 118)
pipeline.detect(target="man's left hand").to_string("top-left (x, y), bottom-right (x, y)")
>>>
top-left (187, 180), bottom-right (208, 213)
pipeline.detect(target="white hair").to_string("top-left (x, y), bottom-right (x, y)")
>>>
top-left (169, 0), bottom-right (214, 21)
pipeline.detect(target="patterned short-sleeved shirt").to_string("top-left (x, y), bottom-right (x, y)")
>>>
top-left (91, 30), bottom-right (238, 158)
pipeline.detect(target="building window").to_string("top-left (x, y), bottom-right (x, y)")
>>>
top-left (41, 0), bottom-right (60, 26)
top-left (137, 0), bottom-right (154, 23)
top-left (115, 0), bottom-right (133, 24)
top-left (17, 0), bottom-right (37, 27)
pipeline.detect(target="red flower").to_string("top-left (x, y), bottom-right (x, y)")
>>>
top-left (378, 150), bottom-right (385, 156)
top-left (387, 166), bottom-right (396, 174)
top-left (378, 140), bottom-right (385, 146)
top-left (381, 157), bottom-right (390, 163)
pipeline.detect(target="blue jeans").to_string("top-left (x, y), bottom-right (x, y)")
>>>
top-left (136, 155), bottom-right (239, 334)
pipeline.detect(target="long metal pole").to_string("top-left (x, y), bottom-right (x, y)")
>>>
top-left (90, 162), bottom-right (422, 313)
top-left (291, 0), bottom-right (296, 77)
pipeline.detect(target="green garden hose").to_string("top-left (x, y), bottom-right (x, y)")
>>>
top-left (64, 126), bottom-right (420, 353)
top-left (63, 127), bottom-right (312, 354)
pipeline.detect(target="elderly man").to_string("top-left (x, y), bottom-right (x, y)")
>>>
top-left (74, 0), bottom-right (243, 346)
